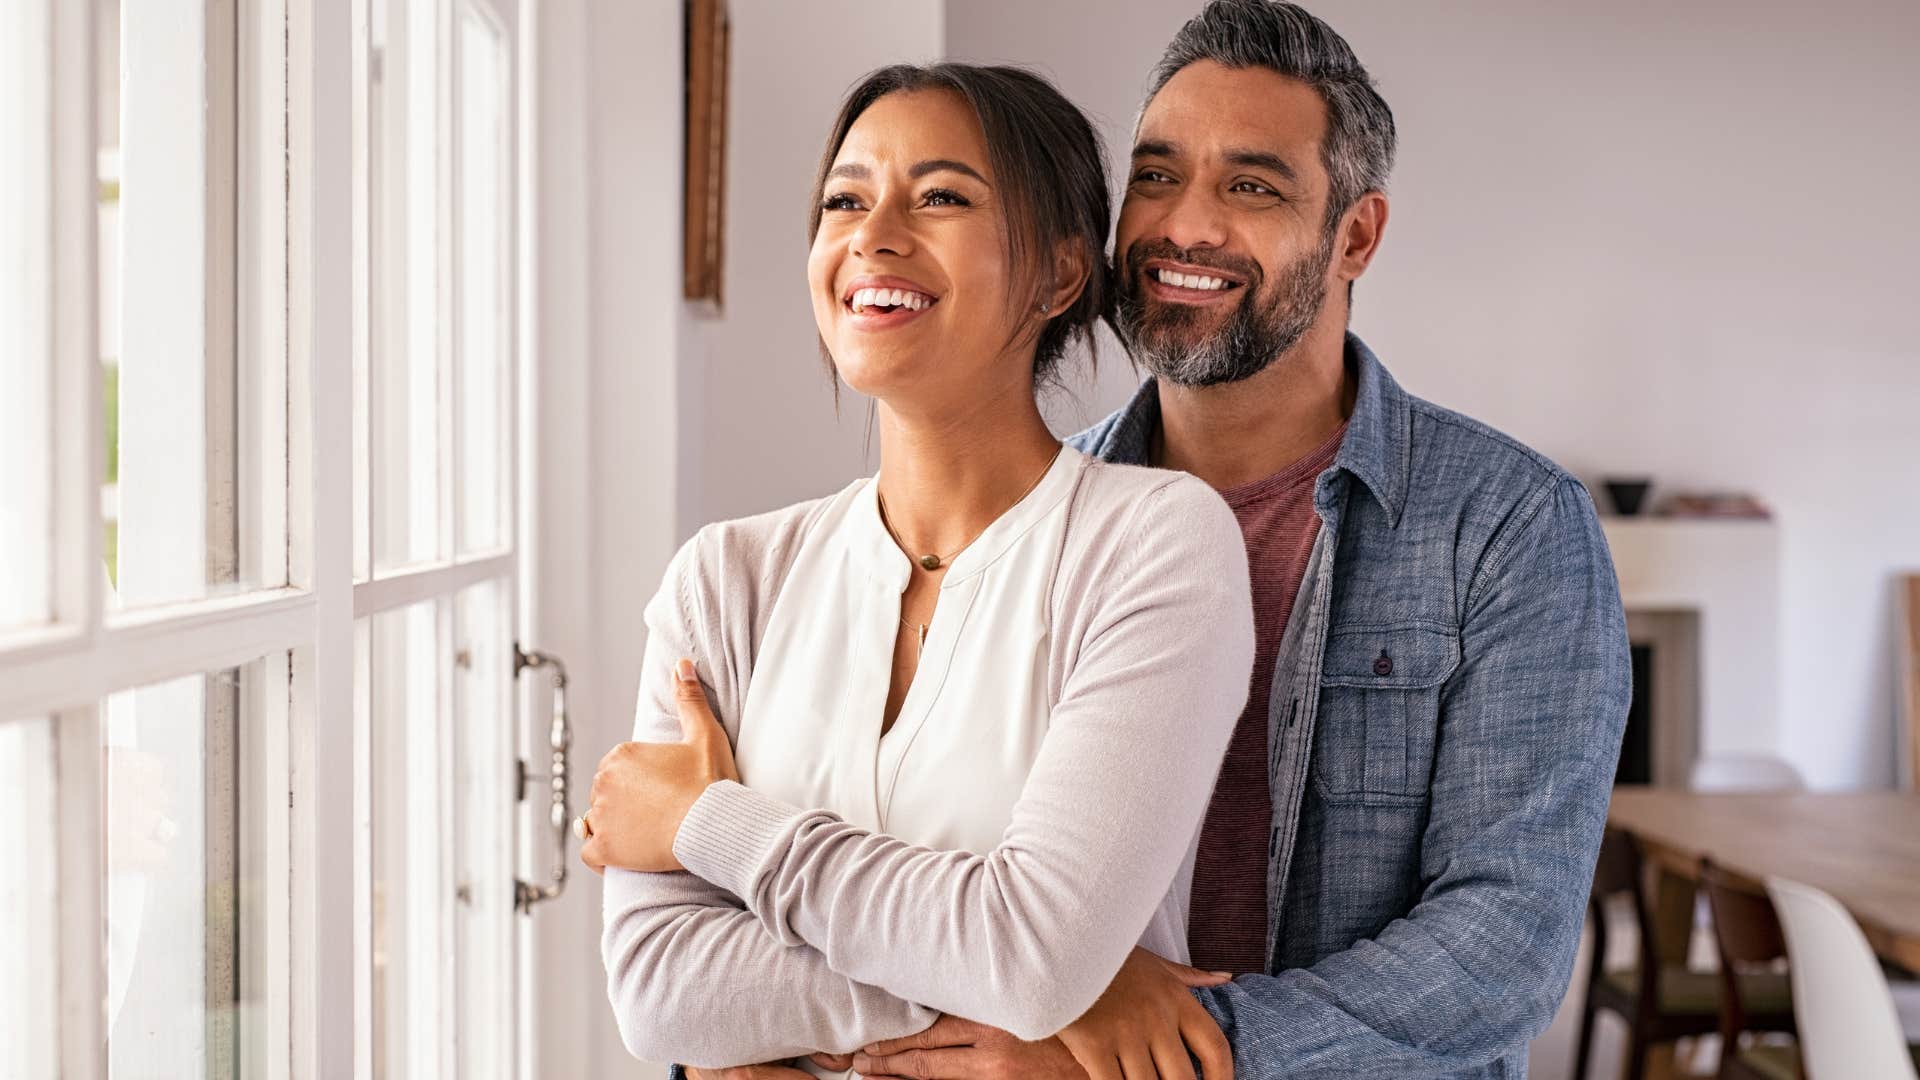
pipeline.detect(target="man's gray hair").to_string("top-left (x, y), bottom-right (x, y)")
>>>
top-left (1147, 0), bottom-right (1396, 229)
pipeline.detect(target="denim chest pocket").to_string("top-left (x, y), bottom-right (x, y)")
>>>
top-left (1311, 624), bottom-right (1460, 805)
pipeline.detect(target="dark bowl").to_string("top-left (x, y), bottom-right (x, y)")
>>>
top-left (1603, 478), bottom-right (1653, 516)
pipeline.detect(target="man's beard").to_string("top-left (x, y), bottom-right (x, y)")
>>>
top-left (1111, 230), bottom-right (1335, 388)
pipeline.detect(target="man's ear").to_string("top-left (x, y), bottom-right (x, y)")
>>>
top-left (1336, 191), bottom-right (1390, 284)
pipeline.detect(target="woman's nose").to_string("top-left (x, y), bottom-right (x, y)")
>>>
top-left (850, 193), bottom-right (914, 259)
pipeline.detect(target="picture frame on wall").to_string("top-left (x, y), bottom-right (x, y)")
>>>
top-left (684, 0), bottom-right (729, 309)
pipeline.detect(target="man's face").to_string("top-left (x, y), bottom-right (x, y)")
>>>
top-left (1113, 61), bottom-right (1340, 387)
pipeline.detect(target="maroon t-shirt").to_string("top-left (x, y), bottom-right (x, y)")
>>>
top-left (1186, 421), bottom-right (1347, 975)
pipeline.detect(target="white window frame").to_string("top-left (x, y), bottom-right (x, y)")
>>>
top-left (4, 0), bottom-right (530, 1072)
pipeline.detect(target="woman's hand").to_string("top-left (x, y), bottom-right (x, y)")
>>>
top-left (580, 658), bottom-right (740, 874)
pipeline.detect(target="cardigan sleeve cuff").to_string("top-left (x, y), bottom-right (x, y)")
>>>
top-left (671, 779), bottom-right (802, 900)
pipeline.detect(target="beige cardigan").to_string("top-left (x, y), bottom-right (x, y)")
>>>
top-left (601, 456), bottom-right (1254, 1069)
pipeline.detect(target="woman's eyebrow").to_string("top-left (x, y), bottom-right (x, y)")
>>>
top-left (908, 159), bottom-right (989, 185)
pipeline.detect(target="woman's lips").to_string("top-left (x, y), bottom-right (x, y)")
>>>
top-left (843, 299), bottom-right (937, 330)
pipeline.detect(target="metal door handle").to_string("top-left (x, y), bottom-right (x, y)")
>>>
top-left (513, 644), bottom-right (570, 912)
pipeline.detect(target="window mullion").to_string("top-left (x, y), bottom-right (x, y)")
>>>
top-left (287, 0), bottom-right (358, 1076)
top-left (55, 704), bottom-right (105, 1076)
top-left (50, 0), bottom-right (100, 641)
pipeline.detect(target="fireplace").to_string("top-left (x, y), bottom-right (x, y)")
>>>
top-left (1600, 518), bottom-right (1778, 788)
top-left (1616, 611), bottom-right (1701, 787)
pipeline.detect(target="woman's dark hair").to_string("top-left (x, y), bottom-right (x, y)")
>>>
top-left (808, 63), bottom-right (1111, 389)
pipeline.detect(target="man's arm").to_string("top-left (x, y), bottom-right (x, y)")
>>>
top-left (1192, 476), bottom-right (1630, 1078)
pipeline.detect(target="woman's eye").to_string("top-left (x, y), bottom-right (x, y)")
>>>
top-left (820, 193), bottom-right (862, 212)
top-left (922, 188), bottom-right (969, 207)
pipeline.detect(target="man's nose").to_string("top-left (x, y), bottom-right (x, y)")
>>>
top-left (1153, 185), bottom-right (1231, 253)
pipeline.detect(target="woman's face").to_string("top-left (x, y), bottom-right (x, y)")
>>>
top-left (808, 89), bottom-right (1032, 409)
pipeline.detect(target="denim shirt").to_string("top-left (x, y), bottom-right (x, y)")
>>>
top-left (1067, 333), bottom-right (1630, 1079)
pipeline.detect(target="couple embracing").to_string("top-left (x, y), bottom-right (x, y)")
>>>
top-left (577, 3), bottom-right (1630, 1078)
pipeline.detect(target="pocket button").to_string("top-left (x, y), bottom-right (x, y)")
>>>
top-left (1373, 651), bottom-right (1393, 677)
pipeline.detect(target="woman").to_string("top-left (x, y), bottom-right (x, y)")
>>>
top-left (584, 64), bottom-right (1254, 1080)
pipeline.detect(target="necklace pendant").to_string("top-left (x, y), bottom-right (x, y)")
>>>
top-left (919, 554), bottom-right (943, 571)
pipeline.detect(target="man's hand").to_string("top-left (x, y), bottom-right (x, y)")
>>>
top-left (851, 1015), bottom-right (1087, 1079)
top-left (849, 948), bottom-right (1232, 1080)
top-left (1056, 947), bottom-right (1233, 1080)
top-left (684, 1063), bottom-right (815, 1080)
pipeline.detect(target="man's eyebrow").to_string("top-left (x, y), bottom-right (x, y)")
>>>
top-left (1131, 138), bottom-right (1179, 161)
top-left (908, 158), bottom-right (989, 184)
top-left (1225, 148), bottom-right (1300, 184)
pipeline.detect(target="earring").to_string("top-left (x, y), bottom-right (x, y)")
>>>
top-left (1038, 301), bottom-right (1052, 315)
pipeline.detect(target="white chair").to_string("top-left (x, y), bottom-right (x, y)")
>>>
top-left (1690, 755), bottom-right (1805, 793)
top-left (1766, 876), bottom-right (1920, 1079)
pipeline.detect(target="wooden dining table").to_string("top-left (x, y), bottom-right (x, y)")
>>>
top-left (1608, 787), bottom-right (1920, 972)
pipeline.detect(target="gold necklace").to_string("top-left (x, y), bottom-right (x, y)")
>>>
top-left (876, 449), bottom-right (1059, 573)
top-left (882, 449), bottom-right (1061, 651)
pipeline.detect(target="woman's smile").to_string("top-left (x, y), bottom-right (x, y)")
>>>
top-left (840, 272), bottom-right (942, 330)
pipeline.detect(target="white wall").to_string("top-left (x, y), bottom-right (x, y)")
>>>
top-left (685, 0), bottom-right (946, 529)
top-left (529, 1), bottom-right (687, 1077)
top-left (947, 0), bottom-right (1920, 791)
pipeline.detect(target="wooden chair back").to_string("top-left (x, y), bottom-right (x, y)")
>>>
top-left (1589, 828), bottom-right (1660, 1002)
top-left (1700, 858), bottom-right (1789, 1043)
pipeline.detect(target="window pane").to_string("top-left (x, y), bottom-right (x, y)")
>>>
top-left (0, 0), bottom-right (53, 632)
top-left (456, 10), bottom-right (508, 556)
top-left (368, 599), bottom-right (448, 1078)
top-left (103, 659), bottom-right (275, 1078)
top-left (103, 0), bottom-right (279, 610)
top-left (368, 0), bottom-right (445, 574)
top-left (454, 577), bottom-right (512, 1078)
top-left (0, 716), bottom-right (58, 1080)
top-left (365, 577), bottom-right (517, 1079)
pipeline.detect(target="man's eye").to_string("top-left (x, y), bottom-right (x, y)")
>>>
top-left (923, 188), bottom-right (969, 207)
top-left (821, 193), bottom-right (862, 211)
top-left (1132, 169), bottom-right (1175, 184)
top-left (1231, 181), bottom-right (1279, 197)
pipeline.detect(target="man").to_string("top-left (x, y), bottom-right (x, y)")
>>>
top-left (693, 2), bottom-right (1627, 1076)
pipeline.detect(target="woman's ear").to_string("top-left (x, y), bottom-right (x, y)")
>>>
top-left (1041, 240), bottom-right (1092, 319)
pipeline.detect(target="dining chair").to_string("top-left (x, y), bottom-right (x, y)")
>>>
top-left (1765, 876), bottom-right (1920, 1080)
top-left (1682, 757), bottom-right (1804, 977)
top-left (1698, 859), bottom-right (1798, 1079)
top-left (1574, 828), bottom-right (1723, 1080)
top-left (1689, 755), bottom-right (1805, 793)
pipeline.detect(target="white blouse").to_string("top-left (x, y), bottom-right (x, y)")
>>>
top-left (600, 443), bottom-right (1255, 1074)
top-left (736, 444), bottom-right (1083, 864)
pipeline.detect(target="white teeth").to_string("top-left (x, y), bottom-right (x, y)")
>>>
top-left (848, 286), bottom-right (934, 313)
top-left (1156, 269), bottom-right (1231, 290)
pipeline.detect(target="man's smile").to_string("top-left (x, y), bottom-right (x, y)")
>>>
top-left (1141, 259), bottom-right (1248, 306)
